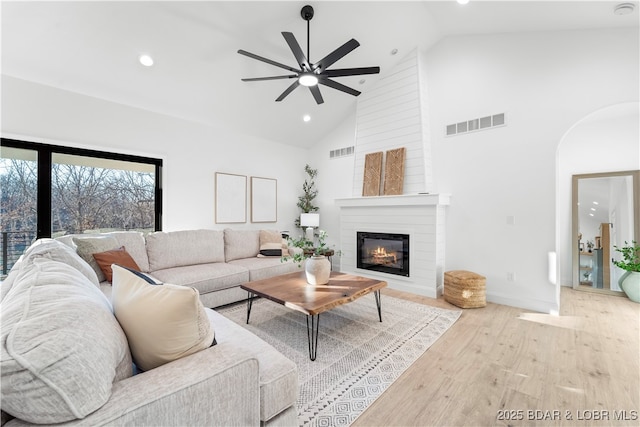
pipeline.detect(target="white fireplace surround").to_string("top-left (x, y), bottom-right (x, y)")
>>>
top-left (335, 194), bottom-right (449, 298)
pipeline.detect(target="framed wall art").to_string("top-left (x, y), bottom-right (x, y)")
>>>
top-left (215, 172), bottom-right (247, 223)
top-left (251, 176), bottom-right (277, 223)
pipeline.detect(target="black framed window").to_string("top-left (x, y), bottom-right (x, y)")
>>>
top-left (1, 138), bottom-right (162, 275)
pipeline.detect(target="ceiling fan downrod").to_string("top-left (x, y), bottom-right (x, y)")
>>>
top-left (301, 5), bottom-right (314, 68)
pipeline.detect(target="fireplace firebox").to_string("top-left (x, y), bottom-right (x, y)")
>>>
top-left (357, 232), bottom-right (409, 277)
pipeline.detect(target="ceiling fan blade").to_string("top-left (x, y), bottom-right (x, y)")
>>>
top-left (238, 49), bottom-right (299, 73)
top-left (276, 80), bottom-right (300, 102)
top-left (318, 77), bottom-right (361, 97)
top-left (241, 75), bottom-right (298, 82)
top-left (309, 85), bottom-right (324, 105)
top-left (325, 67), bottom-right (380, 78)
top-left (282, 32), bottom-right (310, 71)
top-left (313, 39), bottom-right (360, 72)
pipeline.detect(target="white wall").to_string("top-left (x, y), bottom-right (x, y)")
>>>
top-left (313, 27), bottom-right (639, 313)
top-left (1, 75), bottom-right (307, 232)
top-left (2, 26), bottom-right (638, 314)
top-left (557, 103), bottom-right (640, 287)
top-left (352, 49), bottom-right (433, 196)
top-left (306, 111), bottom-right (357, 256)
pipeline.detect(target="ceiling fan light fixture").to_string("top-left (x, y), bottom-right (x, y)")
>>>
top-left (614, 3), bottom-right (635, 15)
top-left (299, 73), bottom-right (319, 87)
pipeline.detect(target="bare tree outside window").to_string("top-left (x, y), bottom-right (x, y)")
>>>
top-left (1, 149), bottom-right (157, 276)
top-left (0, 154), bottom-right (38, 275)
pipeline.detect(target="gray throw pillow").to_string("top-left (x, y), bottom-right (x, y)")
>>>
top-left (73, 236), bottom-right (119, 282)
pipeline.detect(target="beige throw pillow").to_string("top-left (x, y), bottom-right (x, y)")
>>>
top-left (111, 265), bottom-right (215, 372)
top-left (258, 230), bottom-right (284, 256)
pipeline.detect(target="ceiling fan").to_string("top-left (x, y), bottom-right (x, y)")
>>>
top-left (237, 5), bottom-right (380, 105)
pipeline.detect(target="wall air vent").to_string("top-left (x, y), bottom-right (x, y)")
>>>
top-left (329, 146), bottom-right (355, 159)
top-left (446, 113), bottom-right (506, 137)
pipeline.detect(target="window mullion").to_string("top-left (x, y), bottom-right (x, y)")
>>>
top-left (37, 148), bottom-right (52, 239)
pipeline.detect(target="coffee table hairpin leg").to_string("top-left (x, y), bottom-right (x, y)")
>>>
top-left (374, 290), bottom-right (383, 322)
top-left (306, 315), bottom-right (320, 361)
top-left (245, 292), bottom-right (254, 324)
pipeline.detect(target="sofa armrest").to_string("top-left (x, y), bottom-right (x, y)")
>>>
top-left (6, 346), bottom-right (260, 427)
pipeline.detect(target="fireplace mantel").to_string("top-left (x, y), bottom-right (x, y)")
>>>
top-left (335, 193), bottom-right (450, 208)
top-left (336, 193), bottom-right (449, 298)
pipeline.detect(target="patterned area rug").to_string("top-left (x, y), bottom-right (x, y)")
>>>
top-left (217, 294), bottom-right (461, 426)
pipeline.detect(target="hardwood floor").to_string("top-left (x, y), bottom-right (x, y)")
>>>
top-left (352, 287), bottom-right (639, 426)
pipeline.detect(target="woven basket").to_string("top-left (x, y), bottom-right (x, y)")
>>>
top-left (444, 270), bottom-right (486, 308)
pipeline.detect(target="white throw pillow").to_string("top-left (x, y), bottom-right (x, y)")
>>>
top-left (111, 265), bottom-right (215, 371)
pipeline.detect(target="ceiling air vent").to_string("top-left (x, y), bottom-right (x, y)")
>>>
top-left (329, 146), bottom-right (355, 159)
top-left (446, 113), bottom-right (506, 137)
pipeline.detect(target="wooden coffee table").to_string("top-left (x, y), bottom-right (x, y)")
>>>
top-left (241, 271), bottom-right (387, 361)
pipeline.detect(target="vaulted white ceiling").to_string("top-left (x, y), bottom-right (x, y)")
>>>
top-left (2, 1), bottom-right (638, 147)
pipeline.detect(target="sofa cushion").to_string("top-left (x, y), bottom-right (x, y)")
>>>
top-left (111, 265), bottom-right (216, 372)
top-left (107, 231), bottom-right (150, 272)
top-left (224, 229), bottom-right (260, 261)
top-left (20, 238), bottom-right (100, 287)
top-left (73, 236), bottom-right (120, 282)
top-left (150, 263), bottom-right (249, 296)
top-left (208, 309), bottom-right (297, 422)
top-left (92, 246), bottom-right (141, 282)
top-left (228, 257), bottom-right (301, 282)
top-left (0, 258), bottom-right (132, 424)
top-left (146, 229), bottom-right (225, 271)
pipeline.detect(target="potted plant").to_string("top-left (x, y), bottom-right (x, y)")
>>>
top-left (295, 164), bottom-right (319, 229)
top-left (586, 240), bottom-right (594, 253)
top-left (282, 230), bottom-right (338, 285)
top-left (613, 240), bottom-right (640, 303)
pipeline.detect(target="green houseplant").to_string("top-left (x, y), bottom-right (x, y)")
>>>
top-left (283, 230), bottom-right (333, 264)
top-left (282, 230), bottom-right (339, 285)
top-left (613, 240), bottom-right (640, 303)
top-left (294, 165), bottom-right (319, 229)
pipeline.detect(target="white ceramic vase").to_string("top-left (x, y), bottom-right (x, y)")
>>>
top-left (305, 255), bottom-right (331, 285)
top-left (619, 271), bottom-right (640, 303)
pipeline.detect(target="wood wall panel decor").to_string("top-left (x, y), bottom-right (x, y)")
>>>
top-left (362, 152), bottom-right (383, 196)
top-left (383, 147), bottom-right (406, 195)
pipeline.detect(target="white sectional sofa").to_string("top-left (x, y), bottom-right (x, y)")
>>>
top-left (0, 229), bottom-right (302, 426)
top-left (56, 228), bottom-right (302, 308)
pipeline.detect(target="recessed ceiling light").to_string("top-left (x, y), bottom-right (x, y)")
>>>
top-left (457, 0), bottom-right (470, 5)
top-left (390, 48), bottom-right (398, 55)
top-left (303, 115), bottom-right (311, 122)
top-left (139, 54), bottom-right (154, 67)
top-left (589, 213), bottom-right (594, 217)
top-left (590, 207), bottom-right (596, 211)
top-left (614, 3), bottom-right (635, 15)
top-left (593, 201), bottom-right (599, 205)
